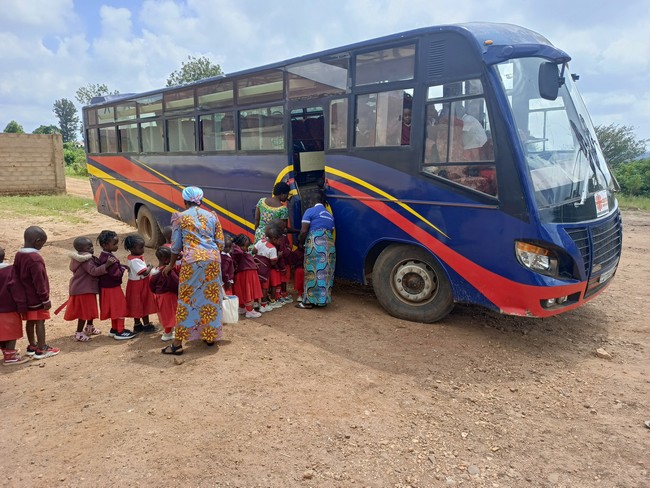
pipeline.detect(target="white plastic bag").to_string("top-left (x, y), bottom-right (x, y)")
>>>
top-left (222, 293), bottom-right (239, 324)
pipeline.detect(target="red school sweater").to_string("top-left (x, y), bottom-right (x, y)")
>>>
top-left (12, 249), bottom-right (50, 310)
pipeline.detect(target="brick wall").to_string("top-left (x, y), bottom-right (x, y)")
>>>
top-left (0, 133), bottom-right (66, 194)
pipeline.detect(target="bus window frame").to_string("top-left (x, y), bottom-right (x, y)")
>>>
top-left (353, 41), bottom-right (418, 87)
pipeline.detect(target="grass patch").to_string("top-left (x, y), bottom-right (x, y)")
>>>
top-left (617, 194), bottom-right (650, 212)
top-left (0, 194), bottom-right (96, 223)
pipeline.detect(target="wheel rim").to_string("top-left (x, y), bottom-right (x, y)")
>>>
top-left (391, 260), bottom-right (438, 305)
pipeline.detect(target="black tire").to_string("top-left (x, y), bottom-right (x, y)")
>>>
top-left (136, 205), bottom-right (164, 248)
top-left (372, 244), bottom-right (454, 323)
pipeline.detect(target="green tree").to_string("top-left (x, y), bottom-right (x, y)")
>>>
top-left (33, 124), bottom-right (61, 134)
top-left (3, 120), bottom-right (25, 133)
top-left (53, 98), bottom-right (80, 143)
top-left (166, 55), bottom-right (223, 87)
top-left (613, 158), bottom-right (650, 197)
top-left (594, 124), bottom-right (648, 168)
top-left (75, 83), bottom-right (120, 106)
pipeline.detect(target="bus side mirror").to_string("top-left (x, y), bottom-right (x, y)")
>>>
top-left (538, 62), bottom-right (560, 101)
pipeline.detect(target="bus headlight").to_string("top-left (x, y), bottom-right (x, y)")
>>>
top-left (515, 241), bottom-right (558, 277)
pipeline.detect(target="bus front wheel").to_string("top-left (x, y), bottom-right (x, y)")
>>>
top-left (136, 205), bottom-right (164, 248)
top-left (372, 245), bottom-right (454, 323)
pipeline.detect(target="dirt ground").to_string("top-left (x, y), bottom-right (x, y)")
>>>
top-left (0, 178), bottom-right (648, 488)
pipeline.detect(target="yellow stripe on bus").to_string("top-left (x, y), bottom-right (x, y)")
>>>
top-left (87, 164), bottom-right (177, 214)
top-left (133, 159), bottom-right (255, 230)
top-left (325, 166), bottom-right (449, 240)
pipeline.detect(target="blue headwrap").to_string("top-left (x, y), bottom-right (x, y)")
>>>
top-left (182, 186), bottom-right (203, 204)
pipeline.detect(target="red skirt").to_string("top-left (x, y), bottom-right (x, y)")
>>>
top-left (22, 310), bottom-right (50, 321)
top-left (0, 312), bottom-right (23, 341)
top-left (233, 269), bottom-right (263, 305)
top-left (154, 292), bottom-right (177, 332)
top-left (64, 294), bottom-right (99, 321)
top-left (269, 269), bottom-right (283, 288)
top-left (100, 286), bottom-right (128, 320)
top-left (293, 267), bottom-right (305, 296)
top-left (283, 267), bottom-right (291, 283)
top-left (126, 277), bottom-right (157, 318)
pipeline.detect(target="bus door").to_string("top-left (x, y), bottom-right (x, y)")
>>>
top-left (289, 103), bottom-right (325, 215)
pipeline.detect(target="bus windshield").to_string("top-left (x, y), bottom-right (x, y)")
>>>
top-left (496, 57), bottom-right (615, 209)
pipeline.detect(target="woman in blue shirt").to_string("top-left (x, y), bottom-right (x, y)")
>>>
top-left (296, 191), bottom-right (335, 309)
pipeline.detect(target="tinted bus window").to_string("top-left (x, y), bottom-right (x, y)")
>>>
top-left (87, 128), bottom-right (99, 153)
top-left (116, 102), bottom-right (137, 122)
top-left (86, 109), bottom-right (97, 126)
top-left (141, 120), bottom-right (163, 152)
top-left (167, 116), bottom-right (196, 152)
top-left (197, 81), bottom-right (234, 110)
top-left (164, 89), bottom-right (194, 113)
top-left (288, 58), bottom-right (349, 99)
top-left (354, 89), bottom-right (413, 147)
top-left (99, 126), bottom-right (117, 153)
top-left (137, 94), bottom-right (163, 118)
top-left (355, 44), bottom-right (415, 86)
top-left (119, 123), bottom-right (139, 152)
top-left (237, 71), bottom-right (283, 105)
top-left (239, 106), bottom-right (284, 151)
top-left (329, 98), bottom-right (348, 149)
top-left (97, 107), bottom-right (114, 124)
top-left (201, 112), bottom-right (236, 151)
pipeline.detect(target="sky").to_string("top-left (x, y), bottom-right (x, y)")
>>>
top-left (1, 0), bottom-right (649, 141)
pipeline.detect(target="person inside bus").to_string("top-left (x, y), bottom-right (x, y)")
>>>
top-left (400, 104), bottom-right (412, 145)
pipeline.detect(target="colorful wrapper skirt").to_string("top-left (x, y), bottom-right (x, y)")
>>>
top-left (175, 260), bottom-right (223, 343)
top-left (303, 229), bottom-right (336, 306)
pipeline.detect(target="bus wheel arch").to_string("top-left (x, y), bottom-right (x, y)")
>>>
top-left (371, 244), bottom-right (454, 323)
top-left (135, 204), bottom-right (164, 248)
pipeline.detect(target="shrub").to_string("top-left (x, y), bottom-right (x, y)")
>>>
top-left (613, 158), bottom-right (650, 197)
top-left (63, 142), bottom-right (88, 176)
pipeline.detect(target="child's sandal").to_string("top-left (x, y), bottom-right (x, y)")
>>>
top-left (84, 325), bottom-right (102, 335)
top-left (75, 332), bottom-right (91, 342)
top-left (161, 344), bottom-right (183, 355)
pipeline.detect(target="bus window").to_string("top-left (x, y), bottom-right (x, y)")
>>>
top-left (354, 89), bottom-right (412, 147)
top-left (164, 88), bottom-right (194, 113)
top-left (167, 116), bottom-right (196, 152)
top-left (287, 58), bottom-right (349, 99)
top-left (140, 121), bottom-right (163, 152)
top-left (329, 98), bottom-right (348, 149)
top-left (423, 86), bottom-right (497, 196)
top-left (97, 106), bottom-right (114, 124)
top-left (355, 44), bottom-right (415, 86)
top-left (86, 128), bottom-right (99, 153)
top-left (197, 80), bottom-right (234, 110)
top-left (201, 112), bottom-right (236, 151)
top-left (116, 102), bottom-right (137, 122)
top-left (99, 126), bottom-right (117, 153)
top-left (86, 109), bottom-right (97, 126)
top-left (137, 94), bottom-right (163, 118)
top-left (239, 106), bottom-right (284, 151)
top-left (237, 71), bottom-right (283, 106)
top-left (118, 123), bottom-right (139, 152)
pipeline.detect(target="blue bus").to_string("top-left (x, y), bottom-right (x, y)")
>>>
top-left (82, 22), bottom-right (622, 323)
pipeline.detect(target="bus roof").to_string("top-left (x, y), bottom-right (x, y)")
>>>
top-left (85, 22), bottom-right (557, 108)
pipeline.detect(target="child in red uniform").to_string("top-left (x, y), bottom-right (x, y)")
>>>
top-left (254, 227), bottom-right (281, 312)
top-left (221, 235), bottom-right (235, 295)
top-left (64, 236), bottom-right (118, 341)
top-left (232, 234), bottom-right (264, 319)
top-left (0, 246), bottom-right (30, 365)
top-left (268, 219), bottom-right (293, 303)
top-left (124, 235), bottom-right (157, 333)
top-left (149, 246), bottom-right (178, 342)
top-left (14, 226), bottom-right (60, 359)
top-left (97, 230), bottom-right (136, 340)
top-left (289, 245), bottom-right (305, 300)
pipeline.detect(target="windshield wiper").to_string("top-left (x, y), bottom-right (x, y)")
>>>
top-left (569, 120), bottom-right (599, 206)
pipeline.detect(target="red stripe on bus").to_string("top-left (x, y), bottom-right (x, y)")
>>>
top-left (328, 179), bottom-right (588, 317)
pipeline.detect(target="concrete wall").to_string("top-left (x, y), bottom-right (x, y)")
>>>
top-left (0, 133), bottom-right (66, 195)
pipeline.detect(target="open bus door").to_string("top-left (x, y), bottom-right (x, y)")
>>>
top-left (289, 103), bottom-right (326, 221)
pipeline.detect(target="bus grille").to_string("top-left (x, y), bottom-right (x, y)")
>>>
top-left (566, 212), bottom-right (622, 279)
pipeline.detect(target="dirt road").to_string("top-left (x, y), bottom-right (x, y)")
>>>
top-left (0, 178), bottom-right (648, 487)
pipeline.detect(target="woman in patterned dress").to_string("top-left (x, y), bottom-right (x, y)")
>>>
top-left (161, 186), bottom-right (224, 355)
top-left (295, 190), bottom-right (336, 309)
top-left (254, 182), bottom-right (292, 243)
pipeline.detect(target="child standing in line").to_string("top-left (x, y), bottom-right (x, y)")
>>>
top-left (162, 225), bottom-right (173, 247)
top-left (97, 230), bottom-right (136, 340)
top-left (64, 236), bottom-right (118, 341)
top-left (124, 235), bottom-right (157, 333)
top-left (149, 246), bottom-right (178, 342)
top-left (14, 226), bottom-right (60, 359)
top-left (231, 234), bottom-right (264, 319)
top-left (0, 246), bottom-right (30, 365)
top-left (289, 244), bottom-right (305, 301)
top-left (268, 219), bottom-right (293, 303)
top-left (221, 235), bottom-right (235, 295)
top-left (254, 227), bottom-right (282, 312)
